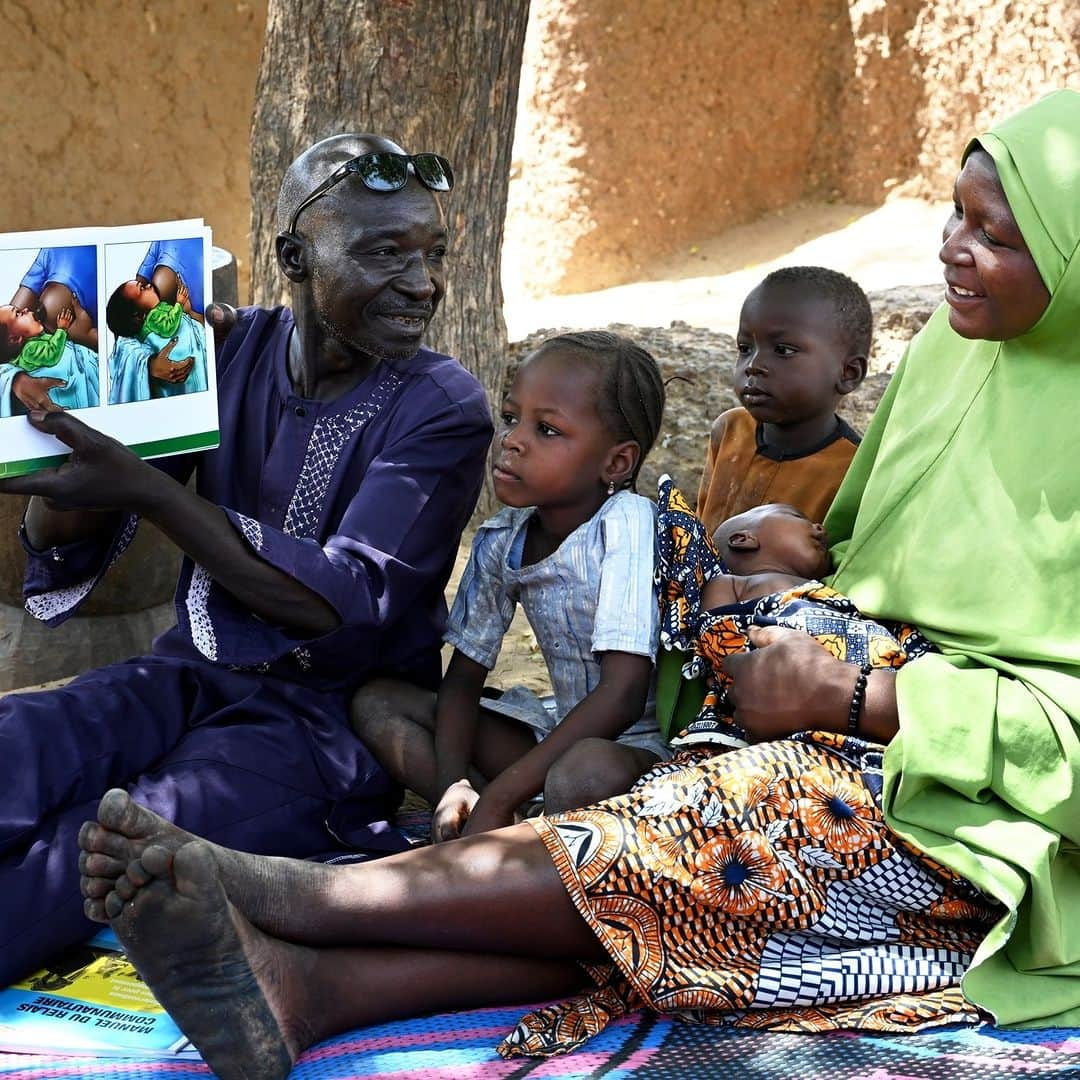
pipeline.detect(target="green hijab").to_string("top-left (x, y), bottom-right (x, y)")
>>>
top-left (825, 89), bottom-right (1080, 1027)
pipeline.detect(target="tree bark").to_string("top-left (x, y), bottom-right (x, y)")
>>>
top-left (249, 0), bottom-right (529, 445)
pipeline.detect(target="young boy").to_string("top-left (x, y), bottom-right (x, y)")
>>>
top-left (658, 476), bottom-right (929, 750)
top-left (696, 266), bottom-right (870, 535)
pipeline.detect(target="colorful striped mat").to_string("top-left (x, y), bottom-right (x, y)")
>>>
top-left (0, 1007), bottom-right (1078, 1079)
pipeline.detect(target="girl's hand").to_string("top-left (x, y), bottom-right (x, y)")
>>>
top-left (460, 789), bottom-right (517, 838)
top-left (721, 626), bottom-right (854, 741)
top-left (55, 306), bottom-right (75, 330)
top-left (176, 279), bottom-right (192, 314)
top-left (432, 778), bottom-right (479, 844)
top-left (12, 373), bottom-right (65, 412)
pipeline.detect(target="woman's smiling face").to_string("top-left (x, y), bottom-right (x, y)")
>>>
top-left (939, 149), bottom-right (1050, 341)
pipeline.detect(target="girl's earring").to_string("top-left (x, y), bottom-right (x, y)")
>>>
top-left (607, 480), bottom-right (616, 496)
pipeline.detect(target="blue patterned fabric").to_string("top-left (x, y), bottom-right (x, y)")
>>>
top-left (0, 1010), bottom-right (1076, 1078)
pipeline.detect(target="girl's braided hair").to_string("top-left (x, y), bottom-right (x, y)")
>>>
top-left (535, 330), bottom-right (665, 491)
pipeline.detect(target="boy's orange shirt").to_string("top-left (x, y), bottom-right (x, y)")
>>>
top-left (695, 406), bottom-right (860, 534)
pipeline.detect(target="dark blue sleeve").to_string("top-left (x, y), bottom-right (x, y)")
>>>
top-left (19, 444), bottom-right (198, 627)
top-left (20, 514), bottom-right (140, 626)
top-left (135, 241), bottom-right (162, 282)
top-left (18, 249), bottom-right (49, 294)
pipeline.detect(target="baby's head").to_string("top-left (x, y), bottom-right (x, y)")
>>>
top-left (0, 304), bottom-right (45, 362)
top-left (713, 503), bottom-right (830, 580)
top-left (735, 266), bottom-right (870, 429)
top-left (106, 280), bottom-right (161, 338)
top-left (493, 331), bottom-right (665, 512)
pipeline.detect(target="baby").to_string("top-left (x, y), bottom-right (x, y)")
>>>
top-left (657, 476), bottom-right (930, 749)
top-left (0, 303), bottom-right (100, 415)
top-left (106, 279), bottom-right (207, 403)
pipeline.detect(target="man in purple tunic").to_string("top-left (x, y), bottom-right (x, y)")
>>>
top-left (0, 134), bottom-right (492, 984)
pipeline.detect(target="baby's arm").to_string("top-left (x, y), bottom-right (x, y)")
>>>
top-left (432, 649), bottom-right (488, 842)
top-left (701, 573), bottom-right (738, 610)
top-left (463, 650), bottom-right (652, 836)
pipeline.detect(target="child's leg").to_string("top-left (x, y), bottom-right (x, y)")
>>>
top-left (543, 738), bottom-right (660, 814)
top-left (350, 678), bottom-right (538, 803)
top-left (350, 678), bottom-right (441, 800)
top-left (107, 838), bottom-right (587, 1080)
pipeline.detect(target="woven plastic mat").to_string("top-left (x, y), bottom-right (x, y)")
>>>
top-left (1, 1007), bottom-right (1078, 1079)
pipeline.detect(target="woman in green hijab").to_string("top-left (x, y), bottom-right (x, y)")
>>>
top-left (75, 91), bottom-right (1080, 1076)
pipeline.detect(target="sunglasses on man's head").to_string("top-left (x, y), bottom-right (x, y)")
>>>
top-left (286, 152), bottom-right (455, 235)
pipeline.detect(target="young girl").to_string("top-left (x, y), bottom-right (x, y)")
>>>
top-left (351, 330), bottom-right (668, 840)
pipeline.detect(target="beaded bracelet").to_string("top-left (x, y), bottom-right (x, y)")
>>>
top-left (847, 662), bottom-right (874, 735)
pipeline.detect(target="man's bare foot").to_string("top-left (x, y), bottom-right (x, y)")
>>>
top-left (109, 841), bottom-right (305, 1080)
top-left (79, 790), bottom-right (201, 921)
top-left (79, 790), bottom-right (340, 940)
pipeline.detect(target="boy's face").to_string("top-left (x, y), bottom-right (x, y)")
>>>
top-left (717, 503), bottom-right (830, 579)
top-left (122, 279), bottom-right (161, 313)
top-left (735, 284), bottom-right (852, 427)
top-left (0, 304), bottom-right (44, 347)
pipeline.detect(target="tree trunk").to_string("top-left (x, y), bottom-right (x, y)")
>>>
top-left (249, 1), bottom-right (529, 480)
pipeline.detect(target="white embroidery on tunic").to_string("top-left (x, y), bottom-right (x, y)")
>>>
top-left (283, 370), bottom-right (402, 539)
top-left (236, 513), bottom-right (264, 551)
top-left (25, 578), bottom-right (98, 623)
top-left (186, 565), bottom-right (218, 661)
top-left (25, 516), bottom-right (139, 623)
top-left (186, 365), bottom-right (400, 671)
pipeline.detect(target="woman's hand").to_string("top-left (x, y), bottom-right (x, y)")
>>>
top-left (432, 779), bottom-right (480, 844)
top-left (721, 626), bottom-right (856, 741)
top-left (148, 340), bottom-right (194, 384)
top-left (12, 372), bottom-right (65, 412)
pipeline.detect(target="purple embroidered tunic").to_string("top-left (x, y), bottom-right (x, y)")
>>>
top-left (2, 306), bottom-right (491, 985)
top-left (25, 306), bottom-right (492, 690)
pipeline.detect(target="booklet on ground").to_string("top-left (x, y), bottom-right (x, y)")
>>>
top-left (0, 927), bottom-right (199, 1059)
top-left (0, 219), bottom-right (219, 478)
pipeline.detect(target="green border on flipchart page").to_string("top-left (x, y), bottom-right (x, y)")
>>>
top-left (0, 430), bottom-right (220, 478)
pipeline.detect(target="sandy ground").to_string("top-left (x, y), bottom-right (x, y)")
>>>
top-left (504, 195), bottom-right (950, 338)
top-left (475, 194), bottom-right (952, 696)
